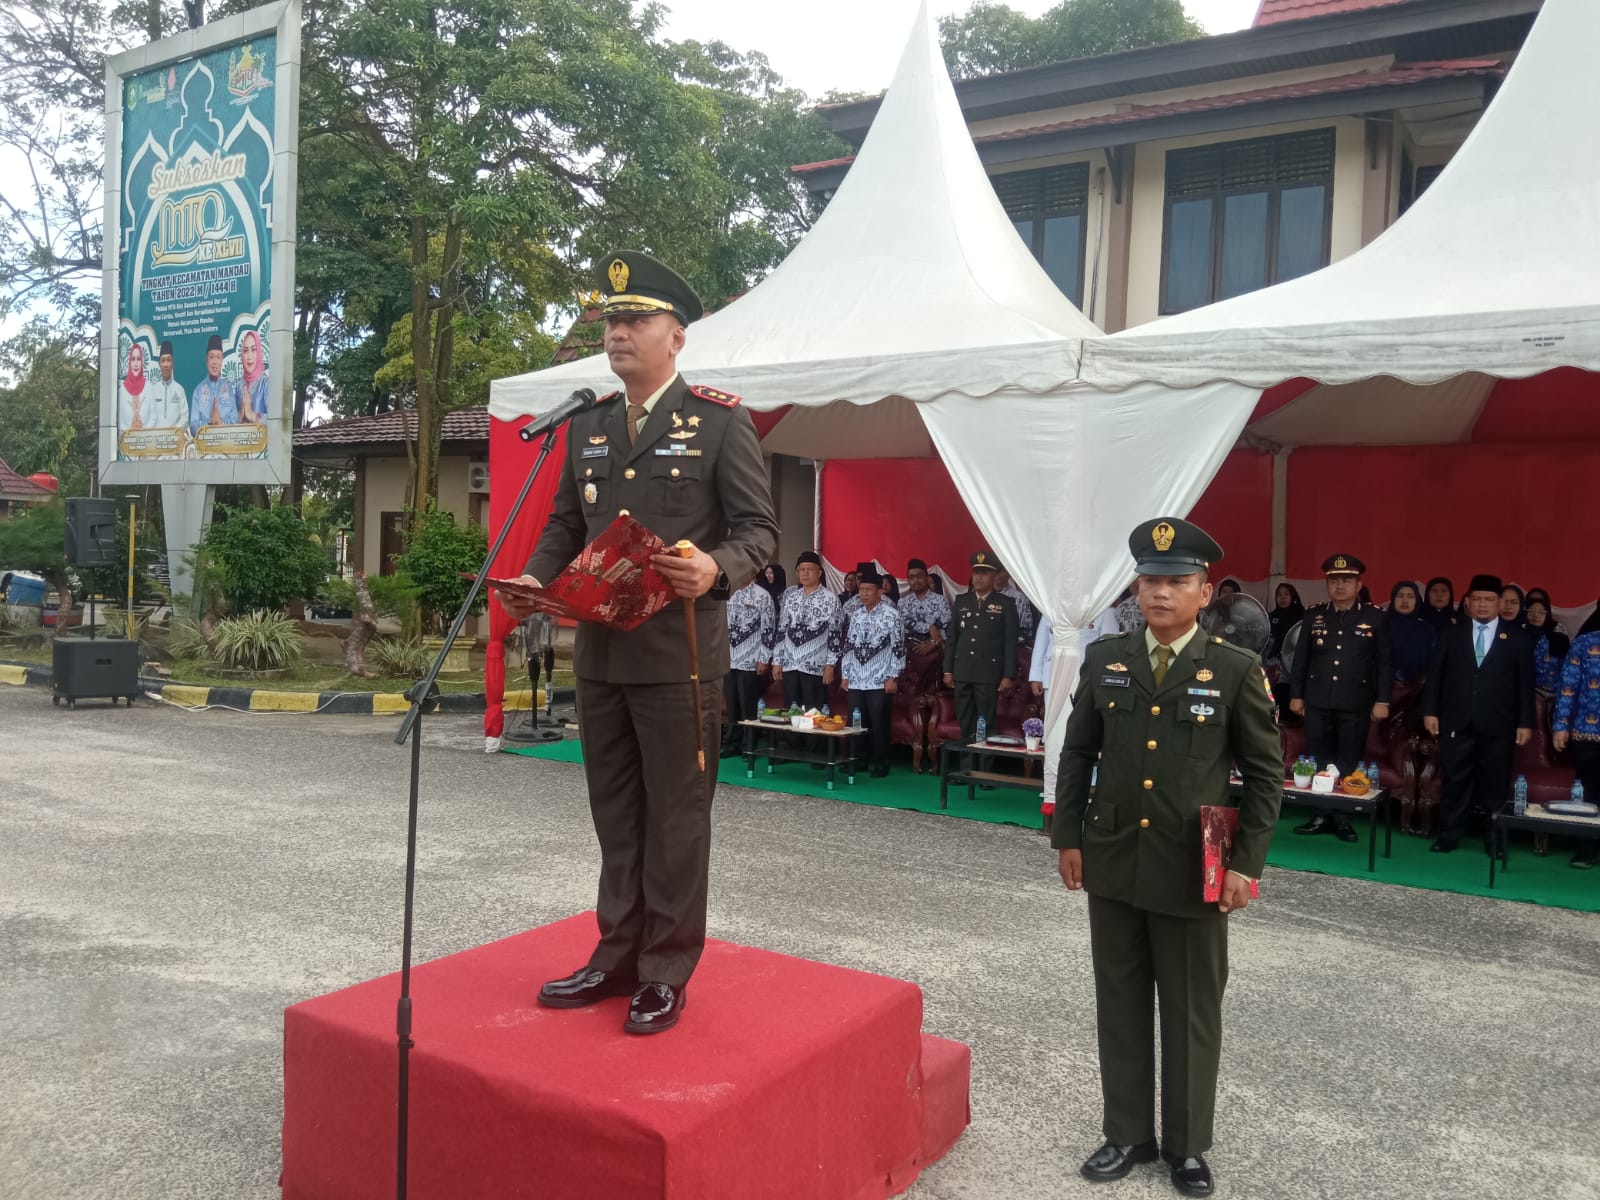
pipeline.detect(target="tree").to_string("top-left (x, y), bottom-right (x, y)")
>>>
top-left (391, 505), bottom-right (487, 636)
top-left (940, 0), bottom-right (1205, 79)
top-left (0, 320), bottom-right (99, 496)
top-left (198, 503), bottom-right (329, 614)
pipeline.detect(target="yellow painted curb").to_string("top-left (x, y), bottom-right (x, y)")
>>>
top-left (504, 688), bottom-right (547, 711)
top-left (0, 664), bottom-right (27, 686)
top-left (249, 690), bottom-right (320, 713)
top-left (161, 685), bottom-right (213, 708)
top-left (371, 693), bottom-right (410, 715)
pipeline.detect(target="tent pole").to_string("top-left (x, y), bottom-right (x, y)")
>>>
top-left (1270, 448), bottom-right (1291, 591)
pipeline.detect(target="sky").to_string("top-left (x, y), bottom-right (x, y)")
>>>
top-left (656, 0), bottom-right (1260, 97)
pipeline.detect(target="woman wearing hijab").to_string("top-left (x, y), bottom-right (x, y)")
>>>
top-left (1422, 576), bottom-right (1457, 631)
top-left (759, 563), bottom-right (787, 606)
top-left (1579, 601), bottom-right (1600, 639)
top-left (1215, 578), bottom-right (1242, 598)
top-left (1268, 583), bottom-right (1304, 660)
top-left (1385, 581), bottom-right (1437, 685)
top-left (1524, 592), bottom-right (1570, 696)
top-left (118, 342), bottom-right (149, 430)
top-left (239, 330), bottom-right (270, 423)
top-left (1499, 584), bottom-right (1527, 628)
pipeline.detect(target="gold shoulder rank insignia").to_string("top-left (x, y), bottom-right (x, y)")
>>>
top-left (689, 384), bottom-right (741, 407)
top-left (1196, 668), bottom-right (1214, 682)
top-left (1106, 662), bottom-right (1128, 672)
top-left (1213, 636), bottom-right (1224, 643)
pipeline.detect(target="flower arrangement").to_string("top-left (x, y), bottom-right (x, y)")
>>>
top-left (1022, 717), bottom-right (1044, 751)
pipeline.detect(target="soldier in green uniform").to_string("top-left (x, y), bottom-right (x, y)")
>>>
top-left (498, 251), bottom-right (778, 1035)
top-left (1053, 517), bottom-right (1282, 1196)
top-left (942, 550), bottom-right (1020, 741)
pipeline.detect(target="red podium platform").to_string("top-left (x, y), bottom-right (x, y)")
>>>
top-left (282, 914), bottom-right (970, 1200)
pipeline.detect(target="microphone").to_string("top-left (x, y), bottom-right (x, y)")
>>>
top-left (519, 388), bottom-right (598, 441)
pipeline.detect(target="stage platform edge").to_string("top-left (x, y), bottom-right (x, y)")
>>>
top-left (282, 913), bottom-right (971, 1200)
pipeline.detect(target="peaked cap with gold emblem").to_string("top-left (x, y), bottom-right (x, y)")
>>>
top-left (596, 250), bottom-right (704, 325)
top-left (1129, 516), bottom-right (1223, 577)
top-left (1320, 553), bottom-right (1365, 577)
top-left (970, 549), bottom-right (1001, 572)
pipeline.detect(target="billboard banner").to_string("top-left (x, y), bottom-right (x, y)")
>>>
top-left (100, 1), bottom-right (300, 485)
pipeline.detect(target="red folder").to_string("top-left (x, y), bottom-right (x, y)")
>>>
top-left (1201, 805), bottom-right (1261, 904)
top-left (478, 515), bottom-right (677, 632)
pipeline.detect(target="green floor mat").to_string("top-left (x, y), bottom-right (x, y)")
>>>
top-left (503, 739), bottom-right (1599, 912)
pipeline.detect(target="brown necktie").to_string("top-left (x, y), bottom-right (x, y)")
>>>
top-left (627, 403), bottom-right (647, 445)
top-left (1153, 644), bottom-right (1173, 687)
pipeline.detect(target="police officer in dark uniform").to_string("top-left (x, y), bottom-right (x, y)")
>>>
top-left (942, 550), bottom-right (1019, 741)
top-left (498, 251), bottom-right (778, 1035)
top-left (1055, 517), bottom-right (1282, 1198)
top-left (1288, 554), bottom-right (1393, 841)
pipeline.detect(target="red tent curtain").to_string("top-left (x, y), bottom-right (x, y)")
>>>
top-left (483, 419), bottom-right (569, 739)
top-left (818, 459), bottom-right (984, 577)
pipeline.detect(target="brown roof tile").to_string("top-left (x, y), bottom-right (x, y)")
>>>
top-left (0, 456), bottom-right (53, 500)
top-left (1254, 0), bottom-right (1413, 28)
top-left (293, 407), bottom-right (488, 449)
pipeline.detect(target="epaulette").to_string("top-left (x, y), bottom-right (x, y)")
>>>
top-left (596, 390), bottom-right (623, 404)
top-left (1207, 636), bottom-right (1257, 661)
top-left (689, 384), bottom-right (741, 407)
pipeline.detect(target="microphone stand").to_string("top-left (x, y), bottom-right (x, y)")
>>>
top-left (389, 419), bottom-right (565, 1200)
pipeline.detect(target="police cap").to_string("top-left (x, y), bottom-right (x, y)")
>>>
top-left (597, 251), bottom-right (704, 325)
top-left (1129, 517), bottom-right (1222, 577)
top-left (970, 550), bottom-right (1001, 572)
top-left (1321, 553), bottom-right (1365, 577)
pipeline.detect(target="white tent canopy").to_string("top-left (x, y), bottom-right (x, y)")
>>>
top-left (1079, 0), bottom-right (1600, 400)
top-left (489, 1), bottom-right (1099, 461)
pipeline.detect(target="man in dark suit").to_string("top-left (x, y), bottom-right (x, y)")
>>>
top-left (1055, 517), bottom-right (1283, 1198)
top-left (1421, 573), bottom-right (1536, 853)
top-left (498, 251), bottom-right (778, 1034)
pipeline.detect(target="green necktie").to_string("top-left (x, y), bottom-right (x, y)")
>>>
top-left (1154, 644), bottom-right (1173, 687)
top-left (627, 403), bottom-right (646, 445)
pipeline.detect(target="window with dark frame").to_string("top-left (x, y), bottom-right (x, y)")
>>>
top-left (991, 163), bottom-right (1090, 307)
top-left (1160, 128), bottom-right (1336, 314)
top-left (379, 511), bottom-right (405, 577)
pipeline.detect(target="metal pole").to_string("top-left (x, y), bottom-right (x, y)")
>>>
top-left (127, 501), bottom-right (137, 639)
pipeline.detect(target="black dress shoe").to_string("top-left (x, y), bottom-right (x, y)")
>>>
top-left (869, 765), bottom-right (890, 778)
top-left (624, 981), bottom-right (685, 1034)
top-left (719, 744), bottom-right (742, 759)
top-left (1080, 1139), bottom-right (1159, 1182)
top-left (1294, 814), bottom-right (1332, 836)
top-left (1333, 819), bottom-right (1359, 843)
top-left (1430, 838), bottom-right (1458, 853)
top-left (537, 966), bottom-right (636, 1009)
top-left (1572, 846), bottom-right (1597, 870)
top-left (1165, 1153), bottom-right (1214, 1196)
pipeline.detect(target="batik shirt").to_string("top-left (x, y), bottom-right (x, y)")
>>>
top-left (841, 600), bottom-right (907, 691)
top-left (843, 592), bottom-right (896, 620)
top-left (190, 375), bottom-right (241, 432)
top-left (1552, 632), bottom-right (1600, 742)
top-left (1534, 631), bottom-right (1563, 694)
top-left (773, 585), bottom-right (842, 675)
top-left (1115, 593), bottom-right (1146, 634)
top-left (726, 580), bottom-right (776, 672)
top-left (1002, 585), bottom-right (1036, 642)
top-left (900, 590), bottom-right (951, 639)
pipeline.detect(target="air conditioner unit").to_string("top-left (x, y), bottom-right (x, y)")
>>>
top-left (467, 462), bottom-right (490, 494)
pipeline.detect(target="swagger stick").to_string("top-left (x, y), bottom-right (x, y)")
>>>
top-left (675, 540), bottom-right (706, 772)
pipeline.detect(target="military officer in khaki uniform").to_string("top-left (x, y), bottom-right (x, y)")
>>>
top-left (1054, 517), bottom-right (1282, 1197)
top-left (498, 251), bottom-right (778, 1035)
top-left (942, 550), bottom-right (1020, 742)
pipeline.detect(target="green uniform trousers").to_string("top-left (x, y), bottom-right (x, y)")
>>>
top-left (575, 676), bottom-right (722, 989)
top-left (954, 680), bottom-right (999, 741)
top-left (1088, 893), bottom-right (1229, 1157)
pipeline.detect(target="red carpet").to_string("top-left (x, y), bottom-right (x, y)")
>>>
top-left (282, 914), bottom-right (971, 1199)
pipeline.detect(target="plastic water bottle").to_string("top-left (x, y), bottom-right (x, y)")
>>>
top-left (822, 704), bottom-right (831, 718)
top-left (851, 707), bottom-right (862, 730)
top-left (1574, 779), bottom-right (1586, 804)
top-left (976, 716), bottom-right (988, 744)
top-left (1513, 774), bottom-right (1529, 816)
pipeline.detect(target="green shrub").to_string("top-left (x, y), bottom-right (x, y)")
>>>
top-left (365, 570), bottom-right (423, 639)
top-left (199, 504), bottom-right (328, 614)
top-left (166, 618), bottom-right (212, 661)
top-left (367, 637), bottom-right (431, 678)
top-left (211, 610), bottom-right (305, 671)
top-left (393, 507), bottom-right (487, 634)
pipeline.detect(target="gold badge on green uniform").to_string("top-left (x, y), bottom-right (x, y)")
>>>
top-left (608, 258), bottom-right (630, 292)
top-left (1152, 523), bottom-right (1175, 551)
top-left (1106, 662), bottom-right (1129, 672)
top-left (1196, 668), bottom-right (1214, 682)
top-left (583, 483), bottom-right (598, 504)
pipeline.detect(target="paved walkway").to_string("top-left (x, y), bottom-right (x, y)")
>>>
top-left (2, 686), bottom-right (1597, 1199)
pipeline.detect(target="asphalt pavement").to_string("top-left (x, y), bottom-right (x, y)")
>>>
top-left (2, 685), bottom-right (1598, 1200)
